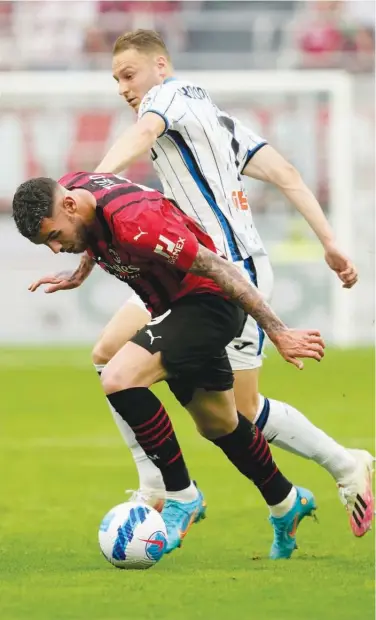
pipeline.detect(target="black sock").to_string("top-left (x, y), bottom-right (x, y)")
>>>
top-left (212, 413), bottom-right (293, 506)
top-left (107, 388), bottom-right (191, 492)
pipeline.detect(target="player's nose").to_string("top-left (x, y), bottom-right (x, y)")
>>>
top-left (118, 80), bottom-right (129, 97)
top-left (48, 240), bottom-right (62, 254)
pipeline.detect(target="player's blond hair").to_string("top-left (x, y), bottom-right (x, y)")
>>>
top-left (113, 29), bottom-right (171, 61)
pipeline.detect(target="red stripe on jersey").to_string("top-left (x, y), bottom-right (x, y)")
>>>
top-left (58, 172), bottom-right (158, 204)
top-left (58, 171), bottom-right (92, 187)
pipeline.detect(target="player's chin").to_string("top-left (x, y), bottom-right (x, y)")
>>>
top-left (129, 99), bottom-right (139, 112)
top-left (72, 242), bottom-right (88, 254)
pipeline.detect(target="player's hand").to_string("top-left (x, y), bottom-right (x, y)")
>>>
top-left (28, 270), bottom-right (83, 293)
top-left (324, 243), bottom-right (358, 289)
top-left (268, 329), bottom-right (325, 370)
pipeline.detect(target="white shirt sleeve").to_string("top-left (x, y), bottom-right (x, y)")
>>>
top-left (138, 82), bottom-right (185, 137)
top-left (218, 110), bottom-right (268, 173)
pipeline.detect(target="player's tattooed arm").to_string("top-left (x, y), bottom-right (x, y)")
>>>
top-left (28, 252), bottom-right (95, 294)
top-left (71, 252), bottom-right (96, 282)
top-left (50, 252), bottom-right (95, 285)
top-left (189, 246), bottom-right (325, 368)
top-left (189, 246), bottom-right (285, 334)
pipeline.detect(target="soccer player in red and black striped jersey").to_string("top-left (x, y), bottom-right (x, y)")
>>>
top-left (13, 173), bottom-right (326, 558)
top-left (58, 171), bottom-right (237, 317)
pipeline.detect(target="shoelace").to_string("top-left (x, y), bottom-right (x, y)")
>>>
top-left (341, 486), bottom-right (354, 502)
top-left (338, 455), bottom-right (376, 507)
top-left (125, 489), bottom-right (151, 504)
top-left (338, 483), bottom-right (364, 509)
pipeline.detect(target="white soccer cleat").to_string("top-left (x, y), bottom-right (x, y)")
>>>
top-left (126, 489), bottom-right (165, 513)
top-left (337, 449), bottom-right (375, 537)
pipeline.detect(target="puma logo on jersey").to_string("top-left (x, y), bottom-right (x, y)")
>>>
top-left (134, 227), bottom-right (148, 241)
top-left (146, 330), bottom-right (162, 345)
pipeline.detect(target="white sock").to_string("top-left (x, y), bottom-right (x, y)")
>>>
top-left (94, 364), bottom-right (165, 494)
top-left (269, 486), bottom-right (297, 517)
top-left (256, 395), bottom-right (356, 481)
top-left (165, 481), bottom-right (198, 504)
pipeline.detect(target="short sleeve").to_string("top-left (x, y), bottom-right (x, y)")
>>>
top-left (218, 111), bottom-right (268, 173)
top-left (236, 118), bottom-right (268, 172)
top-left (138, 82), bottom-right (185, 137)
top-left (111, 200), bottom-right (199, 272)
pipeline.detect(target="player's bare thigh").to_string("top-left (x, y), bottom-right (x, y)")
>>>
top-left (92, 297), bottom-right (150, 366)
top-left (100, 341), bottom-right (167, 393)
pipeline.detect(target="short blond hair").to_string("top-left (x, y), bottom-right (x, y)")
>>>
top-left (113, 29), bottom-right (171, 60)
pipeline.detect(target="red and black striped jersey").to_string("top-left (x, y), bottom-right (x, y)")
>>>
top-left (58, 172), bottom-right (227, 316)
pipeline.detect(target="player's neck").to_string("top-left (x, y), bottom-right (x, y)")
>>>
top-left (162, 72), bottom-right (175, 83)
top-left (74, 189), bottom-right (97, 224)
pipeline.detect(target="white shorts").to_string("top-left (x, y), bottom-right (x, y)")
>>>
top-left (127, 291), bottom-right (151, 311)
top-left (226, 255), bottom-right (274, 370)
top-left (127, 253), bottom-right (273, 372)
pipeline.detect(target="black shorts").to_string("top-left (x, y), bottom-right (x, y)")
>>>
top-left (131, 294), bottom-right (246, 406)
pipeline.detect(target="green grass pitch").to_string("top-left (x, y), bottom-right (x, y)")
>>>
top-left (0, 346), bottom-right (374, 620)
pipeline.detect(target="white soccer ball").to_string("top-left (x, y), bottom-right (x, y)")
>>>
top-left (98, 501), bottom-right (167, 570)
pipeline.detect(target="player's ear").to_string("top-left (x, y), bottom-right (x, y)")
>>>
top-left (156, 54), bottom-right (168, 72)
top-left (62, 194), bottom-right (77, 215)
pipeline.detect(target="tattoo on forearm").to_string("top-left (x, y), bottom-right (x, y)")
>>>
top-left (189, 246), bottom-right (286, 335)
top-left (71, 253), bottom-right (95, 282)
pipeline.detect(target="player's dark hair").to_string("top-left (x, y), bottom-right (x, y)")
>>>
top-left (12, 177), bottom-right (57, 240)
top-left (113, 29), bottom-right (171, 61)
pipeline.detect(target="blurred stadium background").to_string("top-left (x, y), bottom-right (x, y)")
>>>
top-left (0, 3), bottom-right (374, 618)
top-left (0, 0), bottom-right (374, 347)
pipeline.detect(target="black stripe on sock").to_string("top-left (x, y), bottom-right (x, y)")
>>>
top-left (212, 413), bottom-right (292, 505)
top-left (107, 387), bottom-right (190, 492)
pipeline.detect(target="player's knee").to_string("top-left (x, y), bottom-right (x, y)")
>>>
top-left (100, 366), bottom-right (133, 395)
top-left (100, 361), bottom-right (157, 395)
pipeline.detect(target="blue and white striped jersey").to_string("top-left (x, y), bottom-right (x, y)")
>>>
top-left (138, 77), bottom-right (268, 262)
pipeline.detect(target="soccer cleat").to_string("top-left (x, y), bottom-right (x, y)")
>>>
top-left (162, 488), bottom-right (207, 554)
top-left (269, 486), bottom-right (317, 560)
top-left (126, 489), bottom-right (165, 513)
top-left (337, 449), bottom-right (375, 537)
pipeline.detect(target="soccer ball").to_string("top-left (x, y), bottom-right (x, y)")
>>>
top-left (98, 501), bottom-right (167, 570)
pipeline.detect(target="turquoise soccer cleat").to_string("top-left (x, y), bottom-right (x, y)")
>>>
top-left (162, 488), bottom-right (206, 554)
top-left (269, 486), bottom-right (317, 560)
